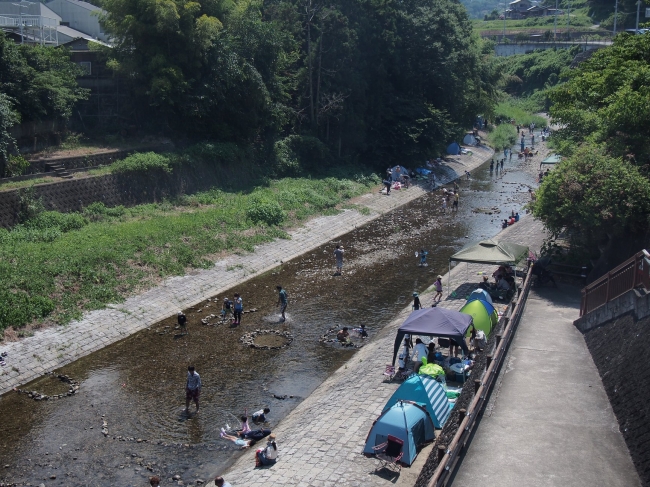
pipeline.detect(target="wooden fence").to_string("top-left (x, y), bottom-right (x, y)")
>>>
top-left (426, 265), bottom-right (534, 487)
top-left (580, 250), bottom-right (650, 316)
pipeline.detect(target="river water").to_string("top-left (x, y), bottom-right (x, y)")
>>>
top-left (0, 158), bottom-right (536, 486)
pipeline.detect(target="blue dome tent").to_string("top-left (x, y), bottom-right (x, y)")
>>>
top-left (382, 375), bottom-right (451, 429)
top-left (446, 142), bottom-right (461, 155)
top-left (363, 400), bottom-right (435, 466)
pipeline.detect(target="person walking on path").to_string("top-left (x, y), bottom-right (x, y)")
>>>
top-left (177, 311), bottom-right (188, 335)
top-left (334, 245), bottom-right (344, 275)
top-left (453, 192), bottom-right (459, 211)
top-left (412, 292), bottom-right (421, 310)
top-left (433, 276), bottom-right (444, 303)
top-left (500, 159), bottom-right (504, 171)
top-left (185, 365), bottom-right (201, 414)
top-left (233, 293), bottom-right (243, 325)
top-left (441, 196), bottom-right (447, 213)
top-left (276, 286), bottom-right (288, 322)
top-left (214, 477), bottom-right (232, 487)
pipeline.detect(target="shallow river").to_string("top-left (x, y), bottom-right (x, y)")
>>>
top-left (0, 157), bottom-right (535, 486)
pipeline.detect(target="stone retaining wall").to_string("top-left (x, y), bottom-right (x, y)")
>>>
top-left (582, 312), bottom-right (650, 485)
top-left (0, 162), bottom-right (240, 228)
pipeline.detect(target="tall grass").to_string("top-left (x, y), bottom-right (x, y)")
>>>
top-left (486, 124), bottom-right (518, 151)
top-left (0, 174), bottom-right (380, 332)
top-left (494, 100), bottom-right (548, 127)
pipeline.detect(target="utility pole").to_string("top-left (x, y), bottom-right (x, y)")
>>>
top-left (566, 0), bottom-right (571, 40)
top-left (613, 0), bottom-right (618, 35)
top-left (554, 0), bottom-right (558, 40)
top-left (503, 0), bottom-right (507, 40)
top-left (636, 0), bottom-right (641, 33)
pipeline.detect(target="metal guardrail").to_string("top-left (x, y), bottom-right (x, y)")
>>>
top-left (580, 249), bottom-right (650, 316)
top-left (0, 14), bottom-right (59, 28)
top-left (426, 265), bottom-right (534, 487)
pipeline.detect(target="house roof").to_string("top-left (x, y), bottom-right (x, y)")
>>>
top-left (59, 35), bottom-right (110, 48)
top-left (47, 0), bottom-right (102, 12)
top-left (56, 24), bottom-right (112, 45)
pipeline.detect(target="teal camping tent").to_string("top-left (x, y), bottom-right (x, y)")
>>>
top-left (363, 400), bottom-right (435, 466)
top-left (466, 288), bottom-right (492, 305)
top-left (383, 375), bottom-right (450, 429)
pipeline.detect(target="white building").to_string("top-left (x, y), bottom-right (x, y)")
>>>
top-left (0, 1), bottom-right (61, 44)
top-left (45, 0), bottom-right (109, 42)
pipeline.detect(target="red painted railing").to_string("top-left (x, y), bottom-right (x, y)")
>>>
top-left (580, 250), bottom-right (650, 316)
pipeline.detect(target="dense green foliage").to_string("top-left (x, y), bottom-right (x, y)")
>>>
top-left (532, 34), bottom-right (650, 269)
top-left (501, 47), bottom-right (577, 96)
top-left (0, 34), bottom-right (89, 176)
top-left (550, 34), bottom-right (650, 167)
top-left (0, 34), bottom-right (88, 124)
top-left (532, 144), bottom-right (650, 251)
top-left (100, 0), bottom-right (500, 166)
top-left (0, 174), bottom-right (378, 331)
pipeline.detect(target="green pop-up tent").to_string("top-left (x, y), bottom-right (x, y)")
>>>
top-left (448, 239), bottom-right (529, 296)
top-left (540, 154), bottom-right (561, 169)
top-left (460, 299), bottom-right (498, 337)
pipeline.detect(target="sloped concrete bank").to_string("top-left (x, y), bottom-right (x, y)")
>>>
top-left (0, 145), bottom-right (494, 396)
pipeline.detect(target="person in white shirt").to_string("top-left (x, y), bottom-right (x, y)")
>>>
top-left (256, 434), bottom-right (278, 466)
top-left (252, 407), bottom-right (271, 423)
top-left (413, 338), bottom-right (428, 373)
top-left (214, 476), bottom-right (232, 487)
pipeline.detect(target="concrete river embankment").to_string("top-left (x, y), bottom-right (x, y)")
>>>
top-left (0, 146), bottom-right (546, 486)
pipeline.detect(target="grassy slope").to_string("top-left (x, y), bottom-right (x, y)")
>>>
top-left (0, 175), bottom-right (379, 333)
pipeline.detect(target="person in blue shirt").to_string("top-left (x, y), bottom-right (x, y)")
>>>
top-left (233, 293), bottom-right (243, 325)
top-left (419, 249), bottom-right (428, 267)
top-left (276, 286), bottom-right (288, 322)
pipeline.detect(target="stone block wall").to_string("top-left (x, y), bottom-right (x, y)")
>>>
top-left (582, 314), bottom-right (650, 485)
top-left (0, 162), bottom-right (243, 228)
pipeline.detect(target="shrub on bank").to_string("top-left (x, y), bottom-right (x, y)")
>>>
top-left (111, 152), bottom-right (174, 174)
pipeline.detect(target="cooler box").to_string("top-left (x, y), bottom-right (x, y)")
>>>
top-left (450, 363), bottom-right (467, 384)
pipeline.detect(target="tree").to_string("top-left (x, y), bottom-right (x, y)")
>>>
top-left (549, 34), bottom-right (650, 168)
top-left (0, 33), bottom-right (88, 124)
top-left (532, 144), bottom-right (650, 266)
top-left (0, 93), bottom-right (19, 177)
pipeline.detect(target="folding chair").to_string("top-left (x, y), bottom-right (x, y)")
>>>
top-left (372, 435), bottom-right (404, 472)
top-left (383, 364), bottom-right (396, 381)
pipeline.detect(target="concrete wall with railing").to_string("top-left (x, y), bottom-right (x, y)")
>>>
top-left (574, 287), bottom-right (650, 333)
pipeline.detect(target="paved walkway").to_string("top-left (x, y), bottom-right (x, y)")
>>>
top-left (0, 146), bottom-right (493, 396)
top-left (450, 285), bottom-right (641, 487)
top-left (218, 217), bottom-right (548, 487)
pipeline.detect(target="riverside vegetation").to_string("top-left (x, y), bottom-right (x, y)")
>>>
top-left (0, 146), bottom-right (380, 333)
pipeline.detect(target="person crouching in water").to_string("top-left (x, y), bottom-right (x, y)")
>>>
top-left (256, 434), bottom-right (278, 467)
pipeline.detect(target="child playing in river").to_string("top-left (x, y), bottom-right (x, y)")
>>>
top-left (419, 249), bottom-right (428, 267)
top-left (220, 430), bottom-right (254, 449)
